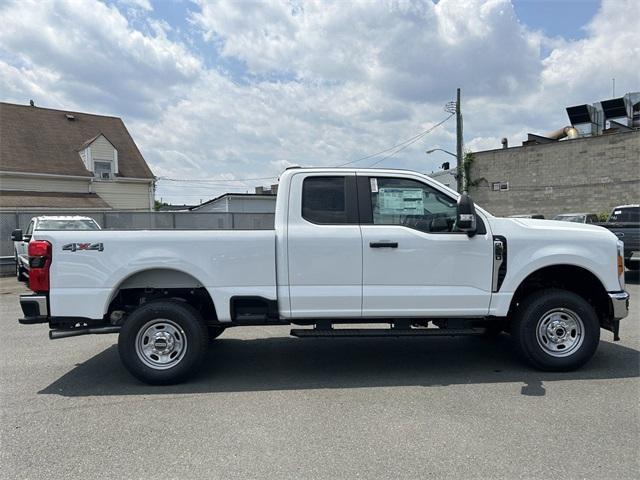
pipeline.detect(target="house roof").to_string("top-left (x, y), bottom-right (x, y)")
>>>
top-left (0, 191), bottom-right (111, 210)
top-left (189, 193), bottom-right (277, 211)
top-left (0, 102), bottom-right (154, 179)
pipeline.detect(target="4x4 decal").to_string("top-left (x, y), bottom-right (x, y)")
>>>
top-left (62, 243), bottom-right (104, 252)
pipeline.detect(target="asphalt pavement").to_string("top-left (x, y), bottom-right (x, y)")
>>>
top-left (1, 273), bottom-right (639, 479)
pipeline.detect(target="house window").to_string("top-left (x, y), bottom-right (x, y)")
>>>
top-left (94, 161), bottom-right (113, 180)
top-left (500, 182), bottom-right (510, 191)
top-left (492, 182), bottom-right (501, 191)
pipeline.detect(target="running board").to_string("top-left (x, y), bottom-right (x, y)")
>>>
top-left (290, 327), bottom-right (485, 338)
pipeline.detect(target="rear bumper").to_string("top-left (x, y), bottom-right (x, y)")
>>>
top-left (19, 294), bottom-right (49, 324)
top-left (608, 291), bottom-right (630, 320)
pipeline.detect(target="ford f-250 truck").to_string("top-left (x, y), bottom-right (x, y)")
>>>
top-left (18, 168), bottom-right (630, 384)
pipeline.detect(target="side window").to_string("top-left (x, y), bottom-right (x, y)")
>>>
top-left (370, 177), bottom-right (458, 233)
top-left (25, 220), bottom-right (34, 235)
top-left (302, 176), bottom-right (350, 224)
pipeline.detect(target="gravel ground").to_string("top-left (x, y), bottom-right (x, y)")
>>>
top-left (1, 273), bottom-right (639, 479)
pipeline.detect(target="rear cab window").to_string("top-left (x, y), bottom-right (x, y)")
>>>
top-left (302, 176), bottom-right (358, 224)
top-left (609, 207), bottom-right (640, 223)
top-left (36, 220), bottom-right (100, 230)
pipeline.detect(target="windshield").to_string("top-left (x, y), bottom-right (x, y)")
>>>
top-left (36, 219), bottom-right (100, 230)
top-left (553, 215), bottom-right (585, 223)
top-left (609, 207), bottom-right (640, 223)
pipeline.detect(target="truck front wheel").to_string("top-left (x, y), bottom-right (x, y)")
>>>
top-left (118, 301), bottom-right (208, 385)
top-left (512, 289), bottom-right (600, 371)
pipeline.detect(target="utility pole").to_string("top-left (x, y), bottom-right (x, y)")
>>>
top-left (455, 88), bottom-right (464, 192)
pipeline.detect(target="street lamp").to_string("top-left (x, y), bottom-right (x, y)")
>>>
top-left (426, 148), bottom-right (457, 158)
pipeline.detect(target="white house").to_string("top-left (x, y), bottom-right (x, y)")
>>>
top-left (0, 102), bottom-right (155, 211)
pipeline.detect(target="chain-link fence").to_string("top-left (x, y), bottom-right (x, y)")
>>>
top-left (0, 210), bottom-right (274, 263)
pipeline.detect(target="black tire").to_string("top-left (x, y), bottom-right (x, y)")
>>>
top-left (15, 253), bottom-right (27, 282)
top-left (118, 301), bottom-right (208, 385)
top-left (624, 261), bottom-right (639, 271)
top-left (208, 325), bottom-right (225, 341)
top-left (512, 288), bottom-right (600, 371)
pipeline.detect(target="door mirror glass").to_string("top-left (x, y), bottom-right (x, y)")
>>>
top-left (457, 194), bottom-right (477, 236)
top-left (11, 229), bottom-right (23, 242)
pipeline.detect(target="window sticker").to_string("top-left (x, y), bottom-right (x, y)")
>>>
top-left (370, 178), bottom-right (378, 193)
top-left (378, 188), bottom-right (424, 215)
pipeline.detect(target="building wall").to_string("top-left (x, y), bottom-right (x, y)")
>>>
top-left (469, 131), bottom-right (640, 218)
top-left (91, 135), bottom-right (115, 161)
top-left (195, 195), bottom-right (277, 213)
top-left (0, 175), bottom-right (90, 193)
top-left (195, 196), bottom-right (229, 213)
top-left (227, 196), bottom-right (277, 213)
top-left (92, 180), bottom-right (153, 211)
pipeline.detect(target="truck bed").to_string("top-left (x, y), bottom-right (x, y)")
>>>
top-left (33, 229), bottom-right (277, 321)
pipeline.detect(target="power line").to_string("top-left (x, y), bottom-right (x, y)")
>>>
top-left (157, 175), bottom-right (278, 184)
top-left (335, 130), bottom-right (435, 167)
top-left (367, 114), bottom-right (454, 168)
top-left (335, 114), bottom-right (453, 168)
top-left (156, 113), bottom-right (453, 184)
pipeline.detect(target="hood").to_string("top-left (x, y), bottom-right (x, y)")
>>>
top-left (489, 217), bottom-right (619, 241)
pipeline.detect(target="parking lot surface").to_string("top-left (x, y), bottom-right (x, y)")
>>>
top-left (1, 274), bottom-right (639, 479)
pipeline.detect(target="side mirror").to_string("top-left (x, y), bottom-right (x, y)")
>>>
top-left (11, 229), bottom-right (23, 242)
top-left (457, 194), bottom-right (477, 237)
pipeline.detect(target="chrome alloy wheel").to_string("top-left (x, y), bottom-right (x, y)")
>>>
top-left (536, 308), bottom-right (584, 358)
top-left (135, 319), bottom-right (188, 370)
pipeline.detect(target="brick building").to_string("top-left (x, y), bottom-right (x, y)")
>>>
top-left (468, 94), bottom-right (640, 218)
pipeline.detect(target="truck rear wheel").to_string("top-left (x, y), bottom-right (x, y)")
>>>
top-left (118, 301), bottom-right (208, 385)
top-left (512, 289), bottom-right (600, 371)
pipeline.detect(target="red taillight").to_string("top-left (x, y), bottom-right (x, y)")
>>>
top-left (28, 240), bottom-right (52, 293)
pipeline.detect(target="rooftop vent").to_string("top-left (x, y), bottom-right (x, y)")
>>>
top-left (65, 114), bottom-right (76, 121)
top-left (566, 103), bottom-right (601, 136)
top-left (566, 104), bottom-right (594, 124)
top-left (601, 97), bottom-right (627, 119)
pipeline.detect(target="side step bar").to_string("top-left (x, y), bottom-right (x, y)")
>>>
top-left (290, 327), bottom-right (485, 338)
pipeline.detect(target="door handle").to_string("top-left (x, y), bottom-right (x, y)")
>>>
top-left (369, 242), bottom-right (398, 248)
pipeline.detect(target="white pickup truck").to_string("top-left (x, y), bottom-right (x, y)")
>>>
top-left (19, 167), bottom-right (629, 384)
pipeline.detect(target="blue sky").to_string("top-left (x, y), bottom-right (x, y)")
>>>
top-left (512, 0), bottom-right (600, 39)
top-left (1, 0), bottom-right (638, 204)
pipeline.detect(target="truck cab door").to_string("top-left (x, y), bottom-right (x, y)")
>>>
top-left (358, 174), bottom-right (493, 317)
top-left (286, 173), bottom-right (362, 318)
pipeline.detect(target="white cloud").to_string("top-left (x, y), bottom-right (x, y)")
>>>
top-left (193, 0), bottom-right (542, 101)
top-left (0, 0), bottom-right (201, 117)
top-left (118, 0), bottom-right (153, 12)
top-left (0, 0), bottom-right (638, 203)
top-left (541, 0), bottom-right (640, 102)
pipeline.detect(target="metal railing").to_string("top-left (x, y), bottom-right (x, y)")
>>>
top-left (0, 211), bottom-right (274, 274)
